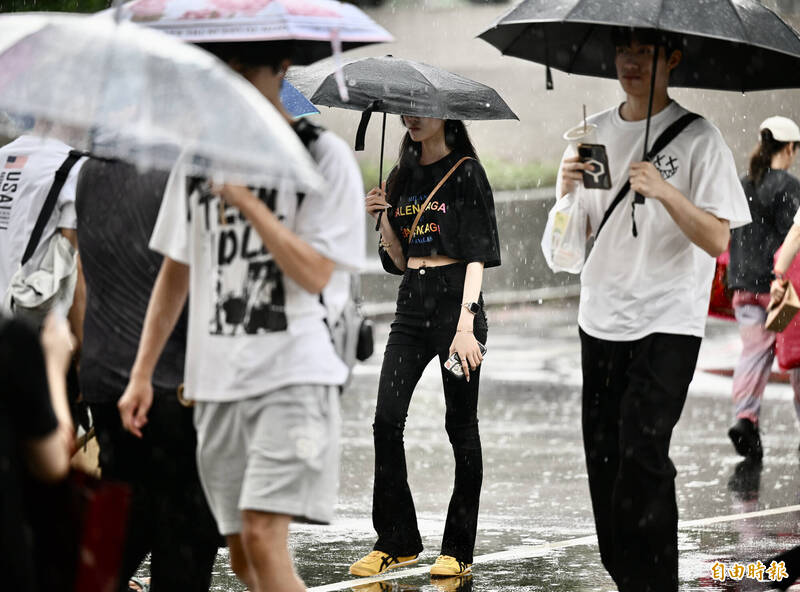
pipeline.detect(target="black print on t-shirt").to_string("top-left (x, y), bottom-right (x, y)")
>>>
top-left (653, 153), bottom-right (679, 180)
top-left (0, 170), bottom-right (22, 231)
top-left (192, 182), bottom-right (290, 337)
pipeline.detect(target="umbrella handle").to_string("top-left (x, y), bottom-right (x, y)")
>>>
top-left (375, 112), bottom-right (388, 232)
top-left (355, 99), bottom-right (384, 152)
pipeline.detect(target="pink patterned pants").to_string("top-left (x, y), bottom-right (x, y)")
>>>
top-left (732, 291), bottom-right (800, 425)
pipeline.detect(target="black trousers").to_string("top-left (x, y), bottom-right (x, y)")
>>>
top-left (372, 263), bottom-right (487, 564)
top-left (89, 390), bottom-right (220, 592)
top-left (580, 329), bottom-right (701, 592)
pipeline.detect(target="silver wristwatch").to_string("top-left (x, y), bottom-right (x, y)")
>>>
top-left (461, 302), bottom-right (480, 315)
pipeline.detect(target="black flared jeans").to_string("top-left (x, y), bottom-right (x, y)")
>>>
top-left (372, 263), bottom-right (487, 564)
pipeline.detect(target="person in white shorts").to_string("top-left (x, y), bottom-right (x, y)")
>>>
top-left (119, 40), bottom-right (365, 592)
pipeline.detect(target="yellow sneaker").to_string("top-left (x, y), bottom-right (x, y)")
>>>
top-left (430, 555), bottom-right (472, 577)
top-left (349, 550), bottom-right (420, 577)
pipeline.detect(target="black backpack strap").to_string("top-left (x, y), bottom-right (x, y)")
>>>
top-left (293, 118), bottom-right (324, 150)
top-left (20, 149), bottom-right (85, 266)
top-left (594, 112), bottom-right (702, 240)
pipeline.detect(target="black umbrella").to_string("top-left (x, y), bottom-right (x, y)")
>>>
top-left (478, 0), bottom-right (800, 203)
top-left (289, 55), bottom-right (517, 188)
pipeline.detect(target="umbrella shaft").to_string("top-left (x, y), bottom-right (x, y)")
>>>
top-left (635, 43), bottom-right (661, 206)
top-left (642, 42), bottom-right (660, 160)
top-left (379, 112), bottom-right (386, 187)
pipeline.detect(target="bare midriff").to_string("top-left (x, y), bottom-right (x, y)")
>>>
top-left (407, 254), bottom-right (462, 269)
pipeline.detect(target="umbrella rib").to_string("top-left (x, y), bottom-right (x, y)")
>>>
top-left (726, 0), bottom-right (752, 93)
top-left (566, 25), bottom-right (596, 75)
top-left (562, 0), bottom-right (601, 74)
top-left (563, 0), bottom-right (590, 22)
top-left (726, 0), bottom-right (752, 45)
top-left (759, 2), bottom-right (800, 47)
top-left (499, 23), bottom-right (536, 56)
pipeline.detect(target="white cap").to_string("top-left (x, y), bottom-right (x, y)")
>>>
top-left (760, 116), bottom-right (800, 142)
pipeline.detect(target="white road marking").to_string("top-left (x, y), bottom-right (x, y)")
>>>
top-left (308, 504), bottom-right (800, 592)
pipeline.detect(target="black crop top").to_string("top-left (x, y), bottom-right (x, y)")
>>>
top-left (379, 151), bottom-right (501, 274)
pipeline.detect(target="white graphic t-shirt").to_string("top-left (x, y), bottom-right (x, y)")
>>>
top-left (0, 135), bottom-right (86, 296)
top-left (555, 101), bottom-right (751, 340)
top-left (150, 130), bottom-right (365, 402)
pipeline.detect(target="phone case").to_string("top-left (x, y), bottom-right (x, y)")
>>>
top-left (444, 342), bottom-right (487, 378)
top-left (578, 143), bottom-right (611, 190)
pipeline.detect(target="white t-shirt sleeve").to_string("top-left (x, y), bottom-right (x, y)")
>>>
top-left (149, 163), bottom-right (191, 265)
top-left (297, 132), bottom-right (366, 272)
top-left (794, 206), bottom-right (800, 226)
top-left (54, 156), bottom-right (87, 230)
top-left (689, 124), bottom-right (751, 229)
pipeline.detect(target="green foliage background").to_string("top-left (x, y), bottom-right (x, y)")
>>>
top-left (0, 0), bottom-right (112, 12)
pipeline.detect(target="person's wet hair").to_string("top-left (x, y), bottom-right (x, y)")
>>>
top-left (196, 41), bottom-right (296, 73)
top-left (387, 119), bottom-right (478, 205)
top-left (610, 26), bottom-right (681, 56)
top-left (748, 128), bottom-right (800, 186)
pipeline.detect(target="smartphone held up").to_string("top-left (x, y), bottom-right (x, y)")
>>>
top-left (578, 143), bottom-right (611, 190)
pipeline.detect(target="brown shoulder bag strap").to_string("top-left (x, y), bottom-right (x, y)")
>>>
top-left (407, 156), bottom-right (472, 245)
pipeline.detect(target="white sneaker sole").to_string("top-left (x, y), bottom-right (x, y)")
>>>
top-left (349, 557), bottom-right (419, 577)
top-left (430, 565), bottom-right (472, 577)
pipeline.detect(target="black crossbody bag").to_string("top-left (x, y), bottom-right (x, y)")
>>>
top-left (594, 112), bottom-right (702, 241)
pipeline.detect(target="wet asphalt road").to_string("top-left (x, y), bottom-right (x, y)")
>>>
top-left (183, 299), bottom-right (800, 592)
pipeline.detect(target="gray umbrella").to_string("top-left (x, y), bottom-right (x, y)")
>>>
top-left (478, 0), bottom-right (800, 92)
top-left (293, 55), bottom-right (518, 120)
top-left (478, 0), bottom-right (800, 206)
top-left (289, 55), bottom-right (517, 190)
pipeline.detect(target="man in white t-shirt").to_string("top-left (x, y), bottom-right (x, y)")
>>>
top-left (0, 134), bottom-right (86, 327)
top-left (118, 41), bottom-right (365, 592)
top-left (553, 29), bottom-right (751, 592)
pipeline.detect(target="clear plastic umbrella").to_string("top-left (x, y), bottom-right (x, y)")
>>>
top-left (0, 12), bottom-right (323, 190)
top-left (114, 0), bottom-right (394, 65)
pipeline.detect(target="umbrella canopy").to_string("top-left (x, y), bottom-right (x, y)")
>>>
top-left (290, 55), bottom-right (518, 120)
top-left (280, 80), bottom-right (319, 119)
top-left (478, 0), bottom-right (800, 92)
top-left (114, 0), bottom-right (394, 65)
top-left (0, 12), bottom-right (322, 190)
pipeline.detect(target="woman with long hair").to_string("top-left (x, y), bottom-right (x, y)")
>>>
top-left (727, 116), bottom-right (800, 460)
top-left (349, 116), bottom-right (501, 579)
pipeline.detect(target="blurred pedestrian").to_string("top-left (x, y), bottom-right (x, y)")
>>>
top-left (727, 116), bottom-right (800, 460)
top-left (553, 28), bottom-right (750, 592)
top-left (0, 311), bottom-right (75, 591)
top-left (119, 40), bottom-right (364, 592)
top-left (75, 158), bottom-right (220, 592)
top-left (0, 130), bottom-right (86, 338)
top-left (349, 115), bottom-right (500, 579)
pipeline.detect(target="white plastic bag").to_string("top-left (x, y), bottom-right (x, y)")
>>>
top-left (3, 233), bottom-right (78, 326)
top-left (541, 191), bottom-right (587, 274)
